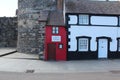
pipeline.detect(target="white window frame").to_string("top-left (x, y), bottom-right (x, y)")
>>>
top-left (79, 15), bottom-right (89, 25)
top-left (78, 38), bottom-right (89, 51)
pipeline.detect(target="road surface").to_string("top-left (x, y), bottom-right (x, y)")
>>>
top-left (0, 71), bottom-right (120, 80)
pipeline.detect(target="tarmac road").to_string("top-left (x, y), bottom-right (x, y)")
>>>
top-left (0, 72), bottom-right (120, 80)
top-left (1, 48), bottom-right (120, 80)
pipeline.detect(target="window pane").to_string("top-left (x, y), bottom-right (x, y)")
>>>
top-left (79, 15), bottom-right (89, 25)
top-left (78, 38), bottom-right (88, 51)
top-left (56, 27), bottom-right (59, 34)
top-left (59, 44), bottom-right (63, 49)
top-left (52, 30), bottom-right (55, 34)
top-left (53, 27), bottom-right (55, 30)
top-left (52, 27), bottom-right (55, 34)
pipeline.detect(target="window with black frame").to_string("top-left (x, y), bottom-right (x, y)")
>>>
top-left (78, 38), bottom-right (89, 51)
top-left (79, 15), bottom-right (89, 25)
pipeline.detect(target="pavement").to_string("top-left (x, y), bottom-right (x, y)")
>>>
top-left (1, 48), bottom-right (120, 74)
top-left (0, 48), bottom-right (17, 56)
top-left (1, 48), bottom-right (120, 80)
top-left (3, 51), bottom-right (39, 60)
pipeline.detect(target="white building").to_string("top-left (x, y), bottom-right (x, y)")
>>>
top-left (65, 0), bottom-right (120, 60)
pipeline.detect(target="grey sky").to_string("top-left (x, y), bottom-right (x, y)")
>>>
top-left (0, 0), bottom-right (18, 17)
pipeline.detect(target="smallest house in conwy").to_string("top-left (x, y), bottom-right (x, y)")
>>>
top-left (45, 11), bottom-right (67, 61)
top-left (45, 0), bottom-right (67, 61)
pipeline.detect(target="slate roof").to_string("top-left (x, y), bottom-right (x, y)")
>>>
top-left (65, 0), bottom-right (120, 15)
top-left (47, 0), bottom-right (120, 26)
top-left (47, 10), bottom-right (65, 26)
top-left (38, 11), bottom-right (49, 21)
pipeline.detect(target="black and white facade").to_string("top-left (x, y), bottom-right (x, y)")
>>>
top-left (66, 14), bottom-right (120, 60)
top-left (65, 0), bottom-right (120, 60)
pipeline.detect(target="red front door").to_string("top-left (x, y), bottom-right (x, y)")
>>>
top-left (47, 44), bottom-right (56, 60)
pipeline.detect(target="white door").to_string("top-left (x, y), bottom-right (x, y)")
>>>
top-left (98, 39), bottom-right (108, 58)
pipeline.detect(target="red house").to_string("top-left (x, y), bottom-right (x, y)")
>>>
top-left (44, 11), bottom-right (67, 61)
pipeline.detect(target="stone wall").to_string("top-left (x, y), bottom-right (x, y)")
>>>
top-left (0, 17), bottom-right (17, 47)
top-left (17, 0), bottom-right (57, 54)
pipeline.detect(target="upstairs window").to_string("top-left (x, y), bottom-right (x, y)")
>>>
top-left (79, 15), bottom-right (89, 25)
top-left (52, 27), bottom-right (59, 34)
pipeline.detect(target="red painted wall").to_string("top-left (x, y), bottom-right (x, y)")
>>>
top-left (44, 26), bottom-right (67, 61)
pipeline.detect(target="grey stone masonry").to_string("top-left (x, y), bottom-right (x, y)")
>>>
top-left (17, 0), bottom-right (57, 54)
top-left (0, 17), bottom-right (17, 47)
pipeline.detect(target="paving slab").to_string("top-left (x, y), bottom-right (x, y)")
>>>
top-left (0, 57), bottom-right (120, 73)
top-left (3, 52), bottom-right (39, 60)
top-left (1, 48), bottom-right (120, 73)
top-left (0, 48), bottom-right (16, 56)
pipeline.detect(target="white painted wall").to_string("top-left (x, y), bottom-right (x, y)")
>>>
top-left (91, 16), bottom-right (118, 26)
top-left (68, 25), bottom-right (120, 52)
top-left (68, 15), bottom-right (78, 24)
